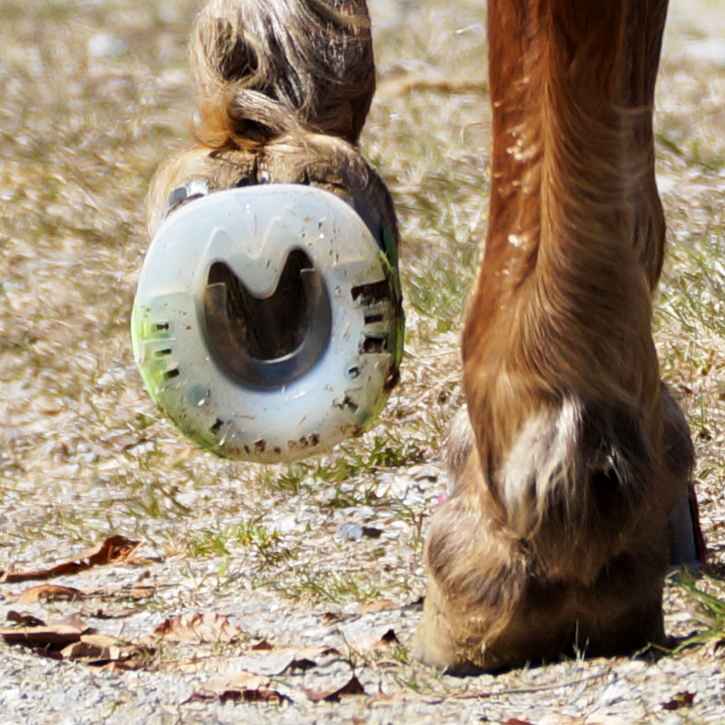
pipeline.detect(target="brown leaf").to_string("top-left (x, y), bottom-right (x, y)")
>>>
top-left (61, 633), bottom-right (153, 669)
top-left (186, 671), bottom-right (292, 705)
top-left (152, 612), bottom-right (244, 644)
top-left (662, 691), bottom-right (696, 711)
top-left (251, 639), bottom-right (274, 651)
top-left (186, 690), bottom-right (290, 705)
top-left (225, 689), bottom-right (290, 704)
top-left (504, 720), bottom-right (534, 725)
top-left (321, 611), bottom-right (346, 625)
top-left (304, 675), bottom-right (366, 702)
top-left (61, 635), bottom-right (122, 660)
top-left (6, 611), bottom-right (46, 628)
top-left (51, 613), bottom-right (89, 630)
top-left (0, 624), bottom-right (87, 650)
top-left (208, 672), bottom-right (271, 692)
top-left (1, 536), bottom-right (142, 584)
top-left (359, 599), bottom-right (398, 614)
top-left (126, 585), bottom-right (156, 601)
top-left (82, 584), bottom-right (156, 603)
top-left (13, 585), bottom-right (86, 604)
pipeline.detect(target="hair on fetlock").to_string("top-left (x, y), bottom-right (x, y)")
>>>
top-left (190, 0), bottom-right (375, 149)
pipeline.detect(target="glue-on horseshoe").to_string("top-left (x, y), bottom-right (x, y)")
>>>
top-left (131, 185), bottom-right (404, 463)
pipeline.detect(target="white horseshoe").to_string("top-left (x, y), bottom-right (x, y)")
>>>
top-left (132, 185), bottom-right (403, 463)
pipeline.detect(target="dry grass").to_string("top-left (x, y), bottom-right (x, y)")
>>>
top-left (0, 0), bottom-right (723, 720)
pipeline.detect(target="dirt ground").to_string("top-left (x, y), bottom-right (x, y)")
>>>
top-left (0, 1), bottom-right (723, 723)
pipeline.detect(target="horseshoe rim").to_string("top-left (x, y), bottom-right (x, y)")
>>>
top-left (132, 185), bottom-right (402, 463)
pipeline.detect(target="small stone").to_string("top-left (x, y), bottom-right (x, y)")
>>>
top-left (337, 523), bottom-right (364, 541)
top-left (617, 659), bottom-right (648, 674)
top-left (586, 715), bottom-right (630, 725)
top-left (598, 680), bottom-right (631, 707)
top-left (336, 523), bottom-right (384, 541)
top-left (685, 38), bottom-right (725, 67)
top-left (88, 33), bottom-right (128, 59)
top-left (275, 515), bottom-right (298, 534)
top-left (657, 174), bottom-right (677, 196)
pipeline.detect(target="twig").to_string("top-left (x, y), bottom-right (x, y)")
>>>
top-left (446, 669), bottom-right (612, 702)
top-left (379, 77), bottom-right (488, 99)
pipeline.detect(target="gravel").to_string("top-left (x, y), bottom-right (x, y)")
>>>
top-left (1, 0), bottom-right (723, 723)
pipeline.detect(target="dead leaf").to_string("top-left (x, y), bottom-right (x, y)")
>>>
top-left (304, 674), bottom-right (366, 702)
top-left (126, 585), bottom-right (156, 601)
top-left (359, 599), bottom-right (398, 614)
top-left (12, 585), bottom-right (86, 604)
top-left (186, 671), bottom-right (292, 705)
top-left (73, 584), bottom-right (156, 619)
top-left (82, 607), bottom-right (140, 621)
top-left (251, 639), bottom-right (274, 651)
top-left (81, 583), bottom-right (156, 603)
top-left (61, 633), bottom-right (153, 670)
top-left (152, 612), bottom-right (244, 644)
top-left (208, 672), bottom-right (273, 692)
top-left (504, 720), bottom-right (534, 725)
top-left (10, 584), bottom-right (156, 609)
top-left (662, 691), bottom-right (696, 711)
top-left (0, 536), bottom-right (142, 584)
top-left (62, 633), bottom-right (126, 658)
top-left (186, 690), bottom-right (289, 705)
top-left (321, 611), bottom-right (346, 625)
top-left (51, 613), bottom-right (89, 630)
top-left (6, 611), bottom-right (45, 628)
top-left (0, 624), bottom-right (87, 650)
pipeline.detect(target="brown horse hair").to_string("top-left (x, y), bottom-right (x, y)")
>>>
top-left (418, 0), bottom-right (689, 670)
top-left (189, 0), bottom-right (375, 150)
top-left (460, 0), bottom-right (672, 557)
